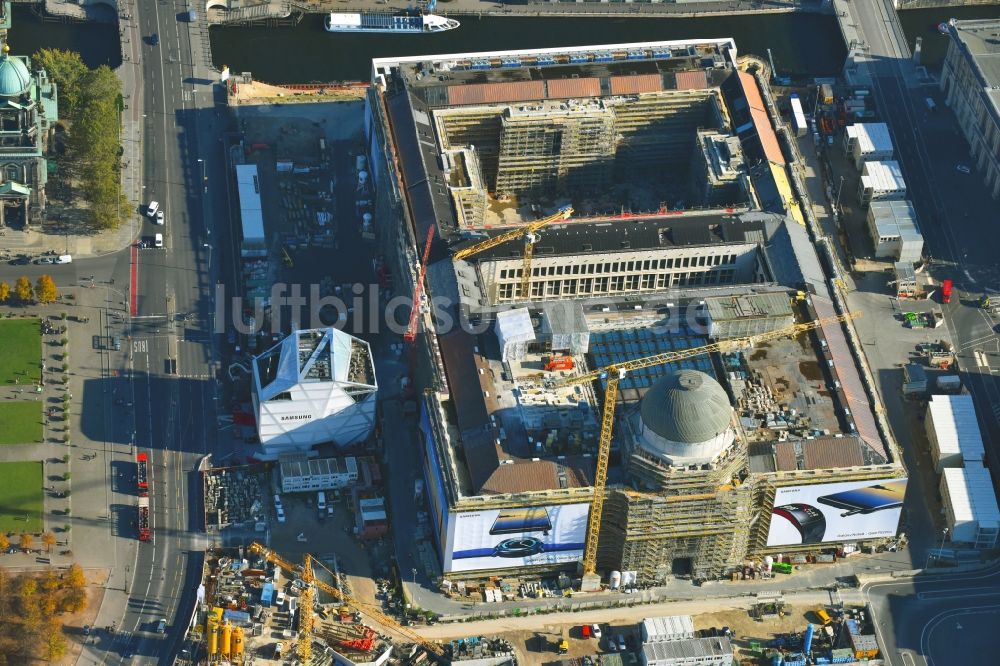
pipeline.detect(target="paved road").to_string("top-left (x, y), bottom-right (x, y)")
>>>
top-left (838, 0), bottom-right (1000, 661)
top-left (55, 1), bottom-right (230, 663)
top-left (864, 563), bottom-right (1000, 666)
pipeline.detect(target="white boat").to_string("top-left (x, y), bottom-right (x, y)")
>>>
top-left (324, 10), bottom-right (459, 34)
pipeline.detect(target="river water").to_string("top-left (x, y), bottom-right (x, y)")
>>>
top-left (5, 4), bottom-right (1000, 84)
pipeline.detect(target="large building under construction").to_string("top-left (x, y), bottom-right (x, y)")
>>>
top-left (365, 40), bottom-right (904, 584)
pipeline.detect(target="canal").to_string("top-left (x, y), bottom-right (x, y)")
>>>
top-left (3, 4), bottom-right (999, 84)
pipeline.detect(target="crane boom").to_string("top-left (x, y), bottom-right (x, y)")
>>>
top-left (569, 309), bottom-right (861, 576)
top-left (248, 543), bottom-right (445, 658)
top-left (404, 224), bottom-right (436, 344)
top-left (451, 205), bottom-right (572, 261)
top-left (557, 311), bottom-right (861, 389)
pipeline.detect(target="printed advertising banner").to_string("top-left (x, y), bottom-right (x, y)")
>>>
top-left (766, 478), bottom-right (907, 547)
top-left (445, 503), bottom-right (589, 572)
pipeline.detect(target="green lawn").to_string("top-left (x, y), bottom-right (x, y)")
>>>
top-left (0, 401), bottom-right (43, 445)
top-left (0, 461), bottom-right (43, 534)
top-left (0, 318), bottom-right (41, 386)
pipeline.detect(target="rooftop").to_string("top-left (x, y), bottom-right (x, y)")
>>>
top-left (942, 463), bottom-right (1000, 526)
top-left (861, 160), bottom-right (906, 192)
top-left (641, 636), bottom-right (733, 661)
top-left (846, 122), bottom-right (893, 154)
top-left (927, 394), bottom-right (986, 460)
top-left (869, 200), bottom-right (921, 241)
top-left (948, 19), bottom-right (1000, 127)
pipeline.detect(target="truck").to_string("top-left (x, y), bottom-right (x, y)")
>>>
top-left (790, 94), bottom-right (808, 137)
top-left (136, 453), bottom-right (149, 496)
top-left (941, 279), bottom-right (953, 304)
top-left (138, 496), bottom-right (151, 542)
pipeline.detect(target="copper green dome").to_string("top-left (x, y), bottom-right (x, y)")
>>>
top-left (639, 369), bottom-right (732, 444)
top-left (0, 47), bottom-right (31, 97)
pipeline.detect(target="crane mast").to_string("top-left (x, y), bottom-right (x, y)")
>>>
top-left (452, 205), bottom-right (573, 299)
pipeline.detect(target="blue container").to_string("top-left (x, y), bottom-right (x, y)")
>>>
top-left (594, 53), bottom-right (613, 63)
top-left (652, 49), bottom-right (671, 59)
top-left (569, 55), bottom-right (589, 64)
top-left (803, 624), bottom-right (815, 654)
top-left (260, 582), bottom-right (274, 606)
top-left (627, 50), bottom-right (646, 60)
top-left (536, 56), bottom-right (556, 66)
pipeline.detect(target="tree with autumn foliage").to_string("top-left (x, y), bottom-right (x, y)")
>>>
top-left (13, 276), bottom-right (32, 304)
top-left (0, 564), bottom-right (90, 661)
top-left (35, 275), bottom-right (58, 304)
top-left (41, 532), bottom-right (56, 553)
top-left (18, 533), bottom-right (32, 551)
top-left (0, 281), bottom-right (9, 303)
top-left (0, 534), bottom-right (8, 551)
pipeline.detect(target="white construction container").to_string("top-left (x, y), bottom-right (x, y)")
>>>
top-left (641, 615), bottom-right (696, 643)
top-left (941, 464), bottom-right (1000, 549)
top-left (925, 394), bottom-right (985, 473)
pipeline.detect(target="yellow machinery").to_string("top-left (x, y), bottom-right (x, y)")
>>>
top-left (248, 542), bottom-right (445, 660)
top-left (549, 311), bottom-right (861, 577)
top-left (206, 615), bottom-right (219, 658)
top-left (221, 621), bottom-right (233, 659)
top-left (452, 205), bottom-right (573, 299)
top-left (231, 626), bottom-right (245, 661)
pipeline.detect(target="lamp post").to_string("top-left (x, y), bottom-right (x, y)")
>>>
top-left (926, 527), bottom-right (948, 569)
top-left (197, 158), bottom-right (207, 194)
top-left (202, 243), bottom-right (212, 272)
top-left (834, 175), bottom-right (845, 215)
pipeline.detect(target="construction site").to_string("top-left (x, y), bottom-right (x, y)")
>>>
top-left (365, 38), bottom-right (905, 589)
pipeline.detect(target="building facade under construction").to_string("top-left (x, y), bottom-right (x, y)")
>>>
top-left (365, 40), bottom-right (903, 584)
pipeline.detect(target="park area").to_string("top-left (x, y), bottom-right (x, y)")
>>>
top-left (0, 460), bottom-right (44, 533)
top-left (0, 318), bottom-right (42, 385)
top-left (0, 318), bottom-right (43, 445)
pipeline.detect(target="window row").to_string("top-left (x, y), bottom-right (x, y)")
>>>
top-left (496, 268), bottom-right (736, 300)
top-left (498, 253), bottom-right (739, 280)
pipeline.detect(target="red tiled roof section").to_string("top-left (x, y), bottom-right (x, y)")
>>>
top-left (774, 442), bottom-right (798, 472)
top-left (609, 74), bottom-right (662, 95)
top-left (674, 70), bottom-right (708, 90)
top-left (802, 438), bottom-right (866, 470)
top-left (737, 71), bottom-right (785, 166)
top-left (447, 81), bottom-right (547, 106)
top-left (547, 77), bottom-right (601, 99)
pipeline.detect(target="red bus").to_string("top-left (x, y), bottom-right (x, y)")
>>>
top-left (941, 279), bottom-right (953, 304)
top-left (136, 453), bottom-right (149, 496)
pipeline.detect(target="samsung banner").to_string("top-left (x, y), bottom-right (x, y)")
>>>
top-left (766, 478), bottom-right (907, 547)
top-left (444, 503), bottom-right (589, 573)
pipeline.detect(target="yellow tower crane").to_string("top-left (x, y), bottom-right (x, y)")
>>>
top-left (545, 310), bottom-right (861, 578)
top-left (247, 542), bottom-right (445, 660)
top-left (452, 205), bottom-right (573, 300)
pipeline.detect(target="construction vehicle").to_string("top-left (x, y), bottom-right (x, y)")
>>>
top-left (452, 205), bottom-right (573, 300)
top-left (404, 224), bottom-right (436, 344)
top-left (543, 354), bottom-right (575, 372)
top-left (247, 542), bottom-right (444, 662)
top-left (545, 310), bottom-right (860, 580)
top-left (136, 452), bottom-right (149, 496)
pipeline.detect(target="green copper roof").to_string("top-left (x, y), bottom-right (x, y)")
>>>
top-left (0, 54), bottom-right (31, 97)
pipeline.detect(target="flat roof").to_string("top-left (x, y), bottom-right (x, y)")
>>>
top-left (942, 464), bottom-right (1000, 526)
top-left (947, 20), bottom-right (1000, 129)
top-left (861, 161), bottom-right (906, 192)
top-left (235, 164), bottom-right (265, 244)
top-left (641, 636), bottom-right (733, 661)
top-left (847, 123), bottom-right (893, 154)
top-left (928, 394), bottom-right (986, 460)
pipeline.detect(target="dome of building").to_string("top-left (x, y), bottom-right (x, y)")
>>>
top-left (635, 369), bottom-right (735, 466)
top-left (0, 46), bottom-right (31, 97)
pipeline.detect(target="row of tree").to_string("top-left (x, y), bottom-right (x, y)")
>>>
top-left (0, 564), bottom-right (88, 663)
top-left (0, 275), bottom-right (58, 305)
top-left (0, 532), bottom-right (58, 553)
top-left (34, 49), bottom-right (129, 230)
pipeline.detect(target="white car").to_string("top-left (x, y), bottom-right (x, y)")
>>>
top-left (275, 506), bottom-right (286, 523)
top-left (155, 210), bottom-right (165, 225)
top-left (154, 233), bottom-right (163, 249)
top-left (56, 254), bottom-right (73, 264)
top-left (591, 625), bottom-right (602, 640)
top-left (146, 201), bottom-right (159, 217)
top-left (956, 164), bottom-right (971, 174)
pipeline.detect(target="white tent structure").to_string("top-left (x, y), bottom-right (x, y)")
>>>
top-left (252, 328), bottom-right (378, 453)
top-left (495, 307), bottom-right (535, 361)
